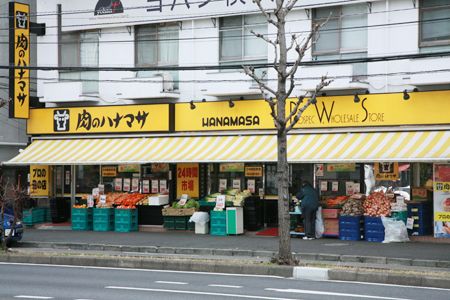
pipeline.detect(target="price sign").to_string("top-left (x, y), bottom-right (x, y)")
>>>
top-left (131, 178), bottom-right (139, 192)
top-left (87, 195), bottom-right (94, 208)
top-left (151, 180), bottom-right (159, 193)
top-left (92, 188), bottom-right (100, 198)
top-left (332, 181), bottom-right (339, 192)
top-left (98, 184), bottom-right (105, 195)
top-left (123, 178), bottom-right (131, 192)
top-left (179, 194), bottom-right (188, 206)
top-left (232, 179), bottom-right (241, 190)
top-left (346, 181), bottom-right (354, 195)
top-left (30, 165), bottom-right (50, 197)
top-left (406, 218), bottom-right (414, 230)
top-left (247, 179), bottom-right (255, 193)
top-left (353, 183), bottom-right (361, 193)
top-left (216, 195), bottom-right (226, 210)
top-left (114, 178), bottom-right (123, 192)
top-left (160, 180), bottom-right (167, 193)
top-left (219, 179), bottom-right (227, 192)
top-left (100, 195), bottom-right (106, 204)
top-left (320, 181), bottom-right (328, 192)
top-left (142, 180), bottom-right (150, 194)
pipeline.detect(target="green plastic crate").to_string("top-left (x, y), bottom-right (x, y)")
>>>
top-left (23, 208), bottom-right (47, 225)
top-left (114, 209), bottom-right (138, 232)
top-left (71, 208), bottom-right (93, 231)
top-left (163, 216), bottom-right (176, 230)
top-left (93, 208), bottom-right (114, 231)
top-left (175, 216), bottom-right (188, 230)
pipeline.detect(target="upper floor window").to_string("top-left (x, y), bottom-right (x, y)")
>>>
top-left (136, 23), bottom-right (179, 67)
top-left (60, 31), bottom-right (99, 93)
top-left (312, 4), bottom-right (367, 57)
top-left (419, 0), bottom-right (450, 47)
top-left (219, 14), bottom-right (267, 65)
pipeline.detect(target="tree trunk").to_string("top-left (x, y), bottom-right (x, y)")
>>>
top-left (277, 130), bottom-right (292, 263)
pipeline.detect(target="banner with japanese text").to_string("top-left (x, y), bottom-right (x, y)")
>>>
top-left (9, 2), bottom-right (30, 119)
top-left (176, 163), bottom-right (199, 199)
top-left (27, 104), bottom-right (169, 134)
top-left (30, 165), bottom-right (50, 197)
top-left (434, 164), bottom-right (450, 238)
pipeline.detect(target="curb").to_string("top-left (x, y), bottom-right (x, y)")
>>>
top-left (20, 241), bottom-right (450, 269)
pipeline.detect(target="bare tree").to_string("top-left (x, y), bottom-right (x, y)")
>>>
top-left (244, 1), bottom-right (331, 264)
top-left (0, 176), bottom-right (26, 251)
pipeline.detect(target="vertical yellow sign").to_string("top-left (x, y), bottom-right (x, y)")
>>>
top-left (30, 165), bottom-right (50, 197)
top-left (176, 163), bottom-right (199, 198)
top-left (9, 2), bottom-right (30, 119)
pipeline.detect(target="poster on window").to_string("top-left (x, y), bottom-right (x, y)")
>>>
top-left (123, 178), bottom-right (131, 192)
top-left (151, 180), bottom-right (159, 194)
top-left (160, 180), bottom-right (167, 194)
top-left (176, 163), bottom-right (199, 198)
top-left (433, 163), bottom-right (450, 238)
top-left (142, 180), bottom-right (150, 194)
top-left (219, 179), bottom-right (227, 193)
top-left (247, 179), bottom-right (255, 193)
top-left (114, 178), bottom-right (122, 192)
top-left (131, 178), bottom-right (139, 192)
top-left (232, 179), bottom-right (241, 190)
top-left (315, 164), bottom-right (324, 177)
top-left (374, 162), bottom-right (399, 180)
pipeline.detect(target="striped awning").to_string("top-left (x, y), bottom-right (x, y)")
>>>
top-left (5, 131), bottom-right (449, 165)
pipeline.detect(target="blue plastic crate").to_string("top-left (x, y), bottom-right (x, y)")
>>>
top-left (339, 216), bottom-right (363, 229)
top-left (365, 230), bottom-right (385, 242)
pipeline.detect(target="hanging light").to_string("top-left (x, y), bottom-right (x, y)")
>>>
top-left (354, 93), bottom-right (360, 103)
top-left (403, 90), bottom-right (410, 100)
top-left (190, 100), bottom-right (196, 110)
top-left (228, 100), bottom-right (235, 108)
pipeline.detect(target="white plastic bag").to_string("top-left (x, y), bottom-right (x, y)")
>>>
top-left (315, 207), bottom-right (324, 238)
top-left (189, 212), bottom-right (209, 225)
top-left (381, 216), bottom-right (409, 243)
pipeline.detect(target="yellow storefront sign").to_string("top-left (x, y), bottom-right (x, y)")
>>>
top-left (30, 165), bottom-right (50, 197)
top-left (374, 162), bottom-right (399, 181)
top-left (245, 166), bottom-right (263, 177)
top-left (176, 163), bottom-right (199, 198)
top-left (101, 166), bottom-right (117, 177)
top-left (9, 2), bottom-right (30, 119)
top-left (27, 104), bottom-right (169, 134)
top-left (175, 91), bottom-right (450, 131)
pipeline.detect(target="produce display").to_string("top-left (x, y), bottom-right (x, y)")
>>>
top-left (73, 204), bottom-right (87, 208)
top-left (340, 198), bottom-right (364, 216)
top-left (363, 191), bottom-right (391, 217)
top-left (171, 199), bottom-right (200, 209)
top-left (205, 189), bottom-right (251, 207)
top-left (92, 193), bottom-right (147, 209)
top-left (325, 195), bottom-right (349, 208)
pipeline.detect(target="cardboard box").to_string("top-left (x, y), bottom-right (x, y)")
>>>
top-left (322, 208), bottom-right (341, 219)
top-left (148, 194), bottom-right (169, 206)
top-left (162, 207), bottom-right (197, 216)
top-left (323, 218), bottom-right (339, 234)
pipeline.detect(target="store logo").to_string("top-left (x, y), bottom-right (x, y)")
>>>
top-left (54, 110), bottom-right (70, 132)
top-left (94, 0), bottom-right (124, 15)
top-left (16, 11), bottom-right (28, 29)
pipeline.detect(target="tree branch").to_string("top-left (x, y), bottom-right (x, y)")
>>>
top-left (253, 0), bottom-right (277, 26)
top-left (243, 66), bottom-right (277, 96)
top-left (286, 0), bottom-right (298, 12)
top-left (284, 75), bottom-right (332, 133)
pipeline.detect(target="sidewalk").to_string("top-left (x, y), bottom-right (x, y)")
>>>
top-left (3, 227), bottom-right (449, 289)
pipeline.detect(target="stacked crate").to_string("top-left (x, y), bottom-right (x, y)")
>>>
top-left (114, 209), bottom-right (138, 232)
top-left (407, 202), bottom-right (433, 236)
top-left (93, 208), bottom-right (115, 231)
top-left (210, 211), bottom-right (227, 236)
top-left (364, 216), bottom-right (385, 242)
top-left (71, 208), bottom-right (93, 231)
top-left (23, 207), bottom-right (47, 226)
top-left (339, 215), bottom-right (364, 241)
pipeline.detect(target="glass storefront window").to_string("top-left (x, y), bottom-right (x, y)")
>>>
top-left (76, 165), bottom-right (99, 194)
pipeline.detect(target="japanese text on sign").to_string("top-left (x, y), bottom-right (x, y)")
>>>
top-left (176, 163), bottom-right (199, 198)
top-left (146, 0), bottom-right (248, 13)
top-left (30, 165), bottom-right (50, 196)
top-left (10, 2), bottom-right (30, 119)
top-left (76, 109), bottom-right (150, 131)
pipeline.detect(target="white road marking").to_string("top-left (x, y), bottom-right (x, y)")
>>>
top-left (155, 281), bottom-right (188, 285)
top-left (0, 262), bottom-right (283, 279)
top-left (14, 296), bottom-right (53, 299)
top-left (208, 284), bottom-right (243, 288)
top-left (105, 286), bottom-right (302, 300)
top-left (265, 288), bottom-right (412, 300)
top-left (323, 279), bottom-right (450, 291)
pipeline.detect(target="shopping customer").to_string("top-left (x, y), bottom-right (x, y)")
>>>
top-left (296, 181), bottom-right (319, 240)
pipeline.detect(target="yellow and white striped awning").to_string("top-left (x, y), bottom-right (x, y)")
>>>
top-left (5, 131), bottom-right (449, 165)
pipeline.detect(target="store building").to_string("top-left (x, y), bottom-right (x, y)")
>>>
top-left (4, 0), bottom-right (450, 237)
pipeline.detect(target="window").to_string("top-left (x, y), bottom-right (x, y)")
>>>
top-left (419, 0), bottom-right (450, 47)
top-left (60, 31), bottom-right (99, 93)
top-left (135, 23), bottom-right (179, 89)
top-left (219, 14), bottom-right (267, 66)
top-left (312, 4), bottom-right (367, 79)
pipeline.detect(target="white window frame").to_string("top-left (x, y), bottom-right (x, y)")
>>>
top-left (419, 0), bottom-right (450, 47)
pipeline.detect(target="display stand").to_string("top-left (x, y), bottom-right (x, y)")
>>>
top-left (289, 212), bottom-right (304, 237)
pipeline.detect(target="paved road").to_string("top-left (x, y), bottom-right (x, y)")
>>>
top-left (22, 228), bottom-right (450, 261)
top-left (1, 262), bottom-right (449, 300)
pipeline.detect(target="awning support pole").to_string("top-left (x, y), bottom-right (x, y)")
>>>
top-left (71, 165), bottom-right (76, 207)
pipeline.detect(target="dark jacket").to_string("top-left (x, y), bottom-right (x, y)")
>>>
top-left (296, 184), bottom-right (319, 210)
